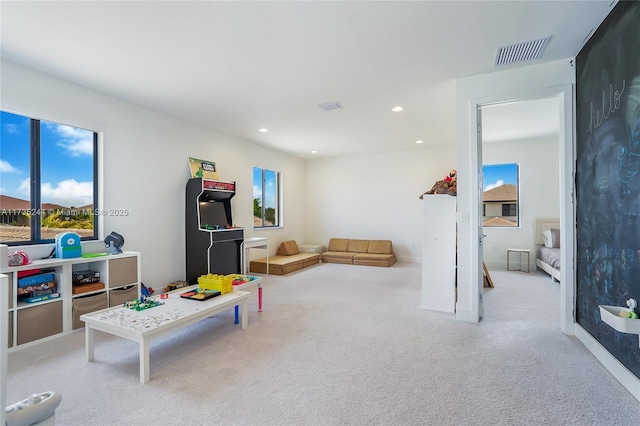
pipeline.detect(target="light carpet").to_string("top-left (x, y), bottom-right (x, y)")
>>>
top-left (6, 262), bottom-right (640, 425)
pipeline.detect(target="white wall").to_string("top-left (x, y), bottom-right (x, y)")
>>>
top-left (1, 59), bottom-right (307, 288)
top-left (305, 146), bottom-right (456, 263)
top-left (482, 136), bottom-right (560, 269)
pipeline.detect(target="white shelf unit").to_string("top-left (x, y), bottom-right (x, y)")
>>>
top-left (1, 244), bottom-right (140, 351)
top-left (421, 195), bottom-right (457, 313)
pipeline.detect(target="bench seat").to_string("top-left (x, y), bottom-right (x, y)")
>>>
top-left (321, 238), bottom-right (396, 267)
top-left (249, 240), bottom-right (320, 275)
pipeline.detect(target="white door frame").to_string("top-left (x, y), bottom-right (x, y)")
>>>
top-left (455, 60), bottom-right (575, 333)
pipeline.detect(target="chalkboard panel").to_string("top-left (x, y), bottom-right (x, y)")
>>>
top-left (576, 1), bottom-right (640, 379)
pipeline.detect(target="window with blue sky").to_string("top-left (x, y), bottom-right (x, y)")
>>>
top-left (483, 163), bottom-right (518, 191)
top-left (0, 111), bottom-right (97, 244)
top-left (253, 167), bottom-right (279, 228)
top-left (482, 162), bottom-right (519, 227)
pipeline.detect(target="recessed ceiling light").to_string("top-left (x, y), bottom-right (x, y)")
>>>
top-left (311, 150), bottom-right (318, 154)
top-left (259, 128), bottom-right (269, 133)
top-left (392, 106), bottom-right (404, 112)
top-left (416, 140), bottom-right (424, 144)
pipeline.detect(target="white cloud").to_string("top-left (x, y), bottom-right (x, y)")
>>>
top-left (4, 123), bottom-right (18, 134)
top-left (0, 159), bottom-right (18, 173)
top-left (18, 178), bottom-right (30, 194)
top-left (46, 123), bottom-right (93, 157)
top-left (485, 180), bottom-right (504, 191)
top-left (41, 179), bottom-right (93, 207)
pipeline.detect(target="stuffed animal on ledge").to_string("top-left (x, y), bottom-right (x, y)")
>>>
top-left (444, 169), bottom-right (457, 184)
top-left (419, 169), bottom-right (457, 199)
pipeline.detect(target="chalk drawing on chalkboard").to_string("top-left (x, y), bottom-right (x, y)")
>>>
top-left (612, 145), bottom-right (639, 196)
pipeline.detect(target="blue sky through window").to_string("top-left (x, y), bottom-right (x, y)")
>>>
top-left (252, 168), bottom-right (276, 208)
top-left (482, 163), bottom-right (518, 191)
top-left (1, 111), bottom-right (94, 208)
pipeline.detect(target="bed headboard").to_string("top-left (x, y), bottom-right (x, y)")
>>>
top-left (535, 218), bottom-right (560, 245)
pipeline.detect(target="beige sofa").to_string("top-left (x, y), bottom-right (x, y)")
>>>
top-left (321, 238), bottom-right (396, 267)
top-left (250, 240), bottom-right (320, 275)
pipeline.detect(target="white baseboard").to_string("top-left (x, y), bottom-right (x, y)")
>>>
top-left (574, 324), bottom-right (640, 403)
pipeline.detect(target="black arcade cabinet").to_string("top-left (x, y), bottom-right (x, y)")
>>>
top-left (185, 178), bottom-right (244, 284)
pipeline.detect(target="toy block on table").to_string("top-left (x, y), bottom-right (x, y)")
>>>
top-left (226, 274), bottom-right (258, 286)
top-left (198, 273), bottom-right (233, 294)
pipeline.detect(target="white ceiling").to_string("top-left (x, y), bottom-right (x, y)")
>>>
top-left (0, 1), bottom-right (615, 159)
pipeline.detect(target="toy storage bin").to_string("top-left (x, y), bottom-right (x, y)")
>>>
top-left (108, 257), bottom-right (138, 287)
top-left (72, 291), bottom-right (108, 329)
top-left (109, 285), bottom-right (138, 307)
top-left (16, 301), bottom-right (63, 345)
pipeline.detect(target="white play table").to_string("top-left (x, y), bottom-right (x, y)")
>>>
top-left (81, 287), bottom-right (249, 384)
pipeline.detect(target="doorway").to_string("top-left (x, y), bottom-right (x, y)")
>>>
top-left (466, 89), bottom-right (574, 333)
top-left (454, 63), bottom-right (575, 333)
top-left (478, 96), bottom-right (562, 322)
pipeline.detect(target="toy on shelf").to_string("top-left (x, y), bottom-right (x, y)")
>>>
top-left (105, 231), bottom-right (125, 254)
top-left (8, 251), bottom-right (31, 266)
top-left (419, 169), bottom-right (457, 198)
top-left (618, 298), bottom-right (638, 319)
top-left (55, 232), bottom-right (82, 258)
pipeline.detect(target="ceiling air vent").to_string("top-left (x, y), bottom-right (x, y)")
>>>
top-left (494, 37), bottom-right (551, 66)
top-left (318, 101), bottom-right (343, 111)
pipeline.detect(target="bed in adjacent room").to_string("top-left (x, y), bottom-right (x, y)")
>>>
top-left (535, 218), bottom-right (560, 282)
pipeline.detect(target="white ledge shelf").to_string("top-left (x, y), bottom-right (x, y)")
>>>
top-left (599, 305), bottom-right (640, 336)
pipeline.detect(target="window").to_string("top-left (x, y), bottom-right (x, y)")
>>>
top-left (482, 163), bottom-right (519, 227)
top-left (502, 203), bottom-right (517, 217)
top-left (253, 167), bottom-right (280, 228)
top-left (0, 111), bottom-right (98, 245)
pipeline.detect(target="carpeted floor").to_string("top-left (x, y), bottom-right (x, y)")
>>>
top-left (6, 262), bottom-right (640, 425)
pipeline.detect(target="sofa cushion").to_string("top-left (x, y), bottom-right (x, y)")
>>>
top-left (347, 239), bottom-right (370, 253)
top-left (249, 252), bottom-right (320, 275)
top-left (353, 253), bottom-right (397, 267)
top-left (368, 240), bottom-right (393, 254)
top-left (321, 254), bottom-right (355, 264)
top-left (322, 251), bottom-right (356, 260)
top-left (277, 240), bottom-right (300, 256)
top-left (302, 254), bottom-right (321, 267)
top-left (327, 238), bottom-right (349, 252)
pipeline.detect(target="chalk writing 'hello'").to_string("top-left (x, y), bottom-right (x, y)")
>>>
top-left (587, 80), bottom-right (625, 134)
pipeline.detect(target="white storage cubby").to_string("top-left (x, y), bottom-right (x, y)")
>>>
top-left (421, 195), bottom-right (457, 313)
top-left (1, 244), bottom-right (140, 351)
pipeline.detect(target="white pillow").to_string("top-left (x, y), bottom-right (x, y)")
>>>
top-left (543, 230), bottom-right (553, 248)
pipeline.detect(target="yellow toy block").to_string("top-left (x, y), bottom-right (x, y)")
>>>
top-left (197, 273), bottom-right (233, 294)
